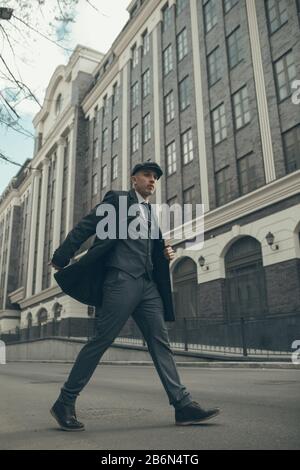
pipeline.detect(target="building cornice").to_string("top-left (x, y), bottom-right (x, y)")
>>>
top-left (171, 170), bottom-right (300, 245)
top-left (82, 0), bottom-right (163, 114)
top-left (19, 285), bottom-right (62, 310)
top-left (8, 286), bottom-right (25, 304)
top-left (82, 62), bottom-right (119, 114)
top-left (0, 190), bottom-right (21, 214)
top-left (112, 0), bottom-right (162, 56)
top-left (0, 310), bottom-right (21, 320)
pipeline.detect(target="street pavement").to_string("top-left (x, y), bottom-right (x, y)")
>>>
top-left (0, 362), bottom-right (299, 450)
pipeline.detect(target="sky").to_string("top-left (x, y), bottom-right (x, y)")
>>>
top-left (0, 0), bottom-right (130, 195)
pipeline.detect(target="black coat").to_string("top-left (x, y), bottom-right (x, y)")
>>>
top-left (52, 188), bottom-right (175, 322)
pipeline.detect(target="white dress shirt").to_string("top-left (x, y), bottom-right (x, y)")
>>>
top-left (134, 189), bottom-right (150, 222)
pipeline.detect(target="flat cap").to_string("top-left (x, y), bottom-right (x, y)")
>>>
top-left (131, 160), bottom-right (163, 180)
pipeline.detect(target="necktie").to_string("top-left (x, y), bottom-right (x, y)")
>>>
top-left (141, 202), bottom-right (153, 279)
top-left (141, 201), bottom-right (151, 227)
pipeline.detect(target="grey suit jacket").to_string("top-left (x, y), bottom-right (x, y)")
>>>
top-left (52, 188), bottom-right (175, 322)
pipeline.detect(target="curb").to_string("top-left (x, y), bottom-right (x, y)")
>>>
top-left (5, 360), bottom-right (300, 369)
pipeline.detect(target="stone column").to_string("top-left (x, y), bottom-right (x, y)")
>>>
top-left (0, 212), bottom-right (7, 307)
top-left (190, 0), bottom-right (210, 212)
top-left (152, 24), bottom-right (162, 206)
top-left (26, 169), bottom-right (41, 298)
top-left (65, 121), bottom-right (75, 234)
top-left (121, 62), bottom-right (129, 190)
top-left (51, 137), bottom-right (65, 285)
top-left (35, 157), bottom-right (50, 293)
top-left (246, 0), bottom-right (276, 183)
top-left (3, 202), bottom-right (15, 308)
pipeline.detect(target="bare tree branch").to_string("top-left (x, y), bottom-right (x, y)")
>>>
top-left (0, 118), bottom-right (34, 139)
top-left (0, 91), bottom-right (20, 119)
top-left (12, 13), bottom-right (74, 52)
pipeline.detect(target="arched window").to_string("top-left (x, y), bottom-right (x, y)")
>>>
top-left (173, 257), bottom-right (198, 320)
top-left (87, 306), bottom-right (95, 317)
top-left (26, 313), bottom-right (33, 341)
top-left (55, 93), bottom-right (62, 116)
top-left (27, 312), bottom-right (32, 328)
top-left (225, 237), bottom-right (267, 321)
top-left (53, 303), bottom-right (62, 320)
top-left (37, 309), bottom-right (48, 338)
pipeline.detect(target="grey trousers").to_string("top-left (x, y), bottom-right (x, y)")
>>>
top-left (58, 268), bottom-right (193, 410)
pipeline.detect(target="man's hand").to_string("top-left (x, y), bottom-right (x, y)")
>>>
top-left (48, 261), bottom-right (63, 271)
top-left (163, 244), bottom-right (176, 262)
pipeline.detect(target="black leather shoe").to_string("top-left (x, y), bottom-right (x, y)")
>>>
top-left (175, 401), bottom-right (220, 425)
top-left (50, 400), bottom-right (85, 432)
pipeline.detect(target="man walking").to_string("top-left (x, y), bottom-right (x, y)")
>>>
top-left (50, 161), bottom-right (220, 431)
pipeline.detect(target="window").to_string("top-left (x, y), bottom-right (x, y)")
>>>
top-left (225, 237), bottom-right (266, 320)
top-left (179, 76), bottom-right (190, 111)
top-left (143, 113), bottom-right (151, 143)
top-left (93, 138), bottom-right (99, 160)
top-left (131, 125), bottom-right (139, 153)
top-left (181, 128), bottom-right (194, 165)
top-left (55, 94), bottom-right (62, 116)
top-left (92, 173), bottom-right (98, 196)
top-left (183, 186), bottom-right (195, 218)
top-left (131, 82), bottom-right (139, 109)
top-left (237, 153), bottom-right (259, 195)
top-left (265, 0), bottom-right (288, 34)
top-left (165, 91), bottom-right (175, 123)
top-left (232, 86), bottom-right (251, 130)
top-left (167, 195), bottom-right (178, 230)
top-left (112, 156), bottom-right (118, 180)
top-left (282, 124), bottom-right (300, 174)
top-left (212, 103), bottom-right (227, 144)
top-left (207, 47), bottom-right (222, 86)
top-left (215, 166), bottom-right (231, 206)
top-left (142, 69), bottom-right (150, 98)
top-left (142, 30), bottom-right (150, 55)
top-left (102, 95), bottom-right (108, 117)
top-left (203, 0), bottom-right (217, 33)
top-left (224, 0), bottom-right (239, 13)
top-left (274, 50), bottom-right (297, 101)
top-left (102, 128), bottom-right (108, 152)
top-left (132, 44), bottom-right (139, 68)
top-left (183, 187), bottom-right (195, 204)
top-left (166, 141), bottom-right (177, 175)
top-left (103, 59), bottom-right (109, 73)
top-left (162, 4), bottom-right (172, 31)
top-left (129, 2), bottom-right (138, 18)
top-left (227, 27), bottom-right (243, 69)
top-left (101, 165), bottom-right (107, 189)
top-left (177, 28), bottom-right (188, 62)
top-left (176, 0), bottom-right (187, 15)
top-left (94, 106), bottom-right (99, 126)
top-left (163, 45), bottom-right (173, 76)
top-left (112, 83), bottom-right (119, 107)
top-left (112, 117), bottom-right (119, 142)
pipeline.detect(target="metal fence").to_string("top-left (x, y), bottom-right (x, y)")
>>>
top-left (116, 312), bottom-right (300, 357)
top-left (1, 313), bottom-right (299, 358)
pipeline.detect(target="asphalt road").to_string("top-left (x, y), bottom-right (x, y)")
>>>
top-left (0, 362), bottom-right (299, 450)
